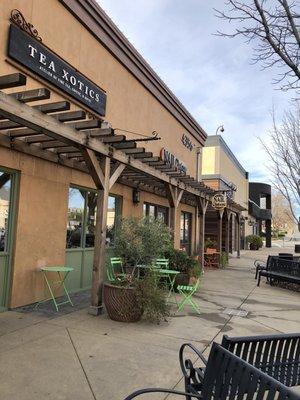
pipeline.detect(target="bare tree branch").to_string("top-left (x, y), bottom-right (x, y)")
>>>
top-left (215, 0), bottom-right (300, 91)
top-left (260, 102), bottom-right (300, 229)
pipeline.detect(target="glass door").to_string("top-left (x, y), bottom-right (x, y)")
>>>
top-left (0, 169), bottom-right (17, 311)
top-left (180, 212), bottom-right (192, 255)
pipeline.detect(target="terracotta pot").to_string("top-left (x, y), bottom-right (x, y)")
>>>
top-left (103, 282), bottom-right (143, 322)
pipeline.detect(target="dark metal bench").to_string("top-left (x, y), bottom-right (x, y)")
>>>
top-left (222, 333), bottom-right (300, 387)
top-left (257, 257), bottom-right (300, 287)
top-left (124, 342), bottom-right (300, 399)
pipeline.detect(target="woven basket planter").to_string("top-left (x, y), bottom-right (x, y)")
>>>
top-left (103, 282), bottom-right (143, 322)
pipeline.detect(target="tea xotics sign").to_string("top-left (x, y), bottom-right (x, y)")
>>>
top-left (160, 148), bottom-right (187, 173)
top-left (212, 193), bottom-right (227, 210)
top-left (8, 24), bottom-right (107, 117)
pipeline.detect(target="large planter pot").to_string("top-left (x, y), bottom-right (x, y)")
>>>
top-left (249, 243), bottom-right (259, 250)
top-left (103, 282), bottom-right (143, 322)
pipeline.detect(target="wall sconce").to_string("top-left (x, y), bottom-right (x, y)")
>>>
top-left (248, 219), bottom-right (255, 227)
top-left (132, 188), bottom-right (140, 204)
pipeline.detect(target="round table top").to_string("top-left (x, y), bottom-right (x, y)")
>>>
top-left (40, 266), bottom-right (74, 272)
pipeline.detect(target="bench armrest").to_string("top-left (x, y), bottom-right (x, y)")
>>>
top-left (254, 260), bottom-right (266, 267)
top-left (179, 343), bottom-right (208, 381)
top-left (124, 388), bottom-right (203, 399)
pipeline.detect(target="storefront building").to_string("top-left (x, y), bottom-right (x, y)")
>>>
top-left (201, 135), bottom-right (249, 253)
top-left (0, 0), bottom-right (245, 312)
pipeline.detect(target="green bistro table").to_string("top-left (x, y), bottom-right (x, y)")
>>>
top-left (37, 266), bottom-right (74, 312)
top-left (158, 269), bottom-right (179, 303)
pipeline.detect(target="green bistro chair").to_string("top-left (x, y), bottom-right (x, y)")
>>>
top-left (177, 278), bottom-right (201, 314)
top-left (154, 258), bottom-right (169, 270)
top-left (107, 257), bottom-right (126, 282)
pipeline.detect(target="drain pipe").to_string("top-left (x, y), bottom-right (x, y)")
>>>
top-left (196, 147), bottom-right (202, 182)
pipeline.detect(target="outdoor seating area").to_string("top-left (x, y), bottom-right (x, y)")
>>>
top-left (124, 333), bottom-right (300, 399)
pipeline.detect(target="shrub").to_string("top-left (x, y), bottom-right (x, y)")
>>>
top-left (164, 248), bottom-right (202, 277)
top-left (246, 234), bottom-right (263, 248)
top-left (205, 237), bottom-right (217, 250)
top-left (114, 217), bottom-right (173, 266)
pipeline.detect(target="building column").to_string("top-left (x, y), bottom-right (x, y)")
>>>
top-left (82, 149), bottom-right (125, 316)
top-left (236, 213), bottom-right (241, 258)
top-left (197, 198), bottom-right (208, 270)
top-left (225, 210), bottom-right (232, 256)
top-left (165, 184), bottom-right (183, 247)
top-left (265, 219), bottom-right (272, 248)
top-left (217, 210), bottom-right (224, 261)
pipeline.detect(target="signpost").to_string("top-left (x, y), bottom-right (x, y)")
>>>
top-left (8, 24), bottom-right (107, 117)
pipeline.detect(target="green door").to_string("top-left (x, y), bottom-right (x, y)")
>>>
top-left (0, 168), bottom-right (18, 311)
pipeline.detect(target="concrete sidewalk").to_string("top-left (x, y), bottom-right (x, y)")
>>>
top-left (0, 246), bottom-right (299, 400)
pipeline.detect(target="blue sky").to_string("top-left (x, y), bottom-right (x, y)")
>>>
top-left (98, 0), bottom-right (294, 183)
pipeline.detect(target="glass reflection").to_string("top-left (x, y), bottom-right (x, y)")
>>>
top-left (0, 172), bottom-right (11, 252)
top-left (66, 188), bottom-right (85, 248)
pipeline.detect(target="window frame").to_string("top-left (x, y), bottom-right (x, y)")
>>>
top-left (66, 185), bottom-right (122, 249)
top-left (143, 202), bottom-right (169, 225)
top-left (180, 211), bottom-right (192, 255)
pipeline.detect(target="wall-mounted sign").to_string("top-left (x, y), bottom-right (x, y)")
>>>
top-left (8, 24), bottom-right (107, 116)
top-left (212, 193), bottom-right (227, 210)
top-left (160, 148), bottom-right (187, 174)
top-left (181, 134), bottom-right (195, 151)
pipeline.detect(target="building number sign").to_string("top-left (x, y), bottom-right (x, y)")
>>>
top-left (181, 134), bottom-right (194, 151)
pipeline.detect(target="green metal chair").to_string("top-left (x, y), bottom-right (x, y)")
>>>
top-left (154, 258), bottom-right (169, 270)
top-left (177, 278), bottom-right (201, 314)
top-left (107, 257), bottom-right (126, 282)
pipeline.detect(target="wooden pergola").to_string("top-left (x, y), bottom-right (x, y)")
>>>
top-left (0, 72), bottom-right (245, 313)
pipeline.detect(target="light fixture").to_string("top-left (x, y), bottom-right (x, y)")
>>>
top-left (215, 125), bottom-right (225, 135)
top-left (132, 188), bottom-right (140, 204)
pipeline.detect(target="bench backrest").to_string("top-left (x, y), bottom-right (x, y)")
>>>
top-left (202, 342), bottom-right (300, 400)
top-left (221, 333), bottom-right (300, 387)
top-left (271, 258), bottom-right (300, 277)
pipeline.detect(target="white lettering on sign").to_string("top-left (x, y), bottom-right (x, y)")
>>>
top-left (27, 44), bottom-right (101, 104)
top-left (212, 193), bottom-right (227, 210)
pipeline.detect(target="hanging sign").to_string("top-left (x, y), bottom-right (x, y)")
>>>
top-left (212, 193), bottom-right (227, 210)
top-left (160, 148), bottom-right (187, 173)
top-left (8, 24), bottom-right (107, 117)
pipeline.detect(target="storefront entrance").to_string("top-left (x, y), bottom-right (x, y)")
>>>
top-left (0, 168), bottom-right (17, 311)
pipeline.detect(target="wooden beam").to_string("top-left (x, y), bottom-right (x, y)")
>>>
top-left (89, 128), bottom-right (114, 137)
top-left (124, 148), bottom-right (145, 154)
top-left (10, 88), bottom-right (50, 102)
top-left (133, 152), bottom-right (153, 159)
top-left (0, 73), bottom-right (26, 90)
top-left (101, 135), bottom-right (125, 143)
top-left (142, 157), bottom-right (160, 163)
top-left (67, 119), bottom-right (102, 130)
top-left (0, 110), bottom-right (87, 130)
top-left (109, 162), bottom-right (125, 189)
top-left (81, 148), bottom-right (105, 189)
top-left (113, 140), bottom-right (136, 149)
top-left (35, 101), bottom-right (70, 114)
top-left (26, 135), bottom-right (54, 144)
top-left (90, 156), bottom-right (110, 315)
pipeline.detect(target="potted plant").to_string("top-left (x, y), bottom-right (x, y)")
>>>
top-left (220, 251), bottom-right (229, 268)
top-left (103, 217), bottom-right (172, 323)
top-left (246, 234), bottom-right (263, 250)
top-left (164, 248), bottom-right (202, 289)
top-left (205, 237), bottom-right (217, 251)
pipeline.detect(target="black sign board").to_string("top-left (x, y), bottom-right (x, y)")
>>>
top-left (8, 24), bottom-right (107, 116)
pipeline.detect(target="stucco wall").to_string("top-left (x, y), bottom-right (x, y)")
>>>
top-left (1, 0), bottom-right (202, 178)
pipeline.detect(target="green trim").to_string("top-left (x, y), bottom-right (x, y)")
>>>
top-left (0, 167), bottom-right (19, 310)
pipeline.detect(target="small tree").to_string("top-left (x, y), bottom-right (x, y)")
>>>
top-left (114, 217), bottom-right (173, 266)
top-left (215, 0), bottom-right (300, 91)
top-left (272, 192), bottom-right (295, 234)
top-left (260, 103), bottom-right (300, 230)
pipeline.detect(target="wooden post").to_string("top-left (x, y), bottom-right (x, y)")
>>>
top-left (218, 210), bottom-right (224, 263)
top-left (81, 149), bottom-right (112, 315)
top-left (236, 213), bottom-right (241, 258)
top-left (165, 184), bottom-right (183, 246)
top-left (225, 210), bottom-right (232, 256)
top-left (197, 198), bottom-right (208, 270)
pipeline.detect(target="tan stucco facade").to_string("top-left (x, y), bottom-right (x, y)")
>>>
top-left (0, 0), bottom-right (200, 308)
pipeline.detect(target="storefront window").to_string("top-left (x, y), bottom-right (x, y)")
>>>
top-left (66, 187), bottom-right (121, 248)
top-left (0, 171), bottom-right (11, 252)
top-left (180, 211), bottom-right (192, 254)
top-left (143, 202), bottom-right (168, 224)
